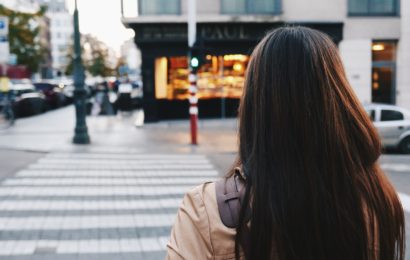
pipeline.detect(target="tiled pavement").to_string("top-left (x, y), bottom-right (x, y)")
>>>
top-left (0, 151), bottom-right (218, 259)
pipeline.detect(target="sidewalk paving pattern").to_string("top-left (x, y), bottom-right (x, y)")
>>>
top-left (0, 151), bottom-right (218, 259)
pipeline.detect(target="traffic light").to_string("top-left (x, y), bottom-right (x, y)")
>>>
top-left (190, 56), bottom-right (199, 68)
top-left (189, 46), bottom-right (203, 71)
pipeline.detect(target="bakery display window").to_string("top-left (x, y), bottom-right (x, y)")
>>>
top-left (155, 54), bottom-right (249, 100)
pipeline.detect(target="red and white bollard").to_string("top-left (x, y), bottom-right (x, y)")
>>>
top-left (189, 72), bottom-right (198, 145)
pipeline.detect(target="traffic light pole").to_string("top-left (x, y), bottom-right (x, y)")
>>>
top-left (188, 0), bottom-right (198, 145)
top-left (188, 66), bottom-right (198, 145)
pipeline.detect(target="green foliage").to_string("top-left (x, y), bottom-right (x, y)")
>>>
top-left (87, 48), bottom-right (114, 77)
top-left (65, 35), bottom-right (115, 77)
top-left (0, 4), bottom-right (48, 74)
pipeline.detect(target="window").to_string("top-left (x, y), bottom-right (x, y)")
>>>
top-left (155, 54), bottom-right (249, 100)
top-left (139, 0), bottom-right (180, 15)
top-left (371, 41), bottom-right (397, 104)
top-left (372, 42), bottom-right (396, 62)
top-left (221, 0), bottom-right (281, 15)
top-left (58, 44), bottom-right (67, 52)
top-left (348, 0), bottom-right (399, 16)
top-left (381, 110), bottom-right (403, 121)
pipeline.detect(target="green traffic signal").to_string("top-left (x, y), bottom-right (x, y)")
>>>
top-left (190, 57), bottom-right (199, 68)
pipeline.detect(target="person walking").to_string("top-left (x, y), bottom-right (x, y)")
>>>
top-left (166, 27), bottom-right (405, 260)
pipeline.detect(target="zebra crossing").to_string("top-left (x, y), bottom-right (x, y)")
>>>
top-left (0, 151), bottom-right (219, 259)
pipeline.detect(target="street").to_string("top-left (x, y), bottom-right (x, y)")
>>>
top-left (0, 106), bottom-right (409, 259)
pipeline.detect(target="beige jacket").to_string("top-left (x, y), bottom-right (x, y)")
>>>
top-left (166, 183), bottom-right (380, 260)
top-left (166, 182), bottom-right (242, 260)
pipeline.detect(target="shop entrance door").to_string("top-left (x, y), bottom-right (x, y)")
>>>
top-left (371, 63), bottom-right (396, 104)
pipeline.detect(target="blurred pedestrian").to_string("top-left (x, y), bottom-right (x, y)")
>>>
top-left (167, 27), bottom-right (405, 260)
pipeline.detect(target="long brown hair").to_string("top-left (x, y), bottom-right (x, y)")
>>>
top-left (234, 26), bottom-right (405, 260)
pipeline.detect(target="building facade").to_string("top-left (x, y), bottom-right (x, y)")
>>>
top-left (122, 0), bottom-right (408, 121)
top-left (41, 0), bottom-right (73, 77)
top-left (0, 0), bottom-right (72, 78)
top-left (0, 0), bottom-right (53, 78)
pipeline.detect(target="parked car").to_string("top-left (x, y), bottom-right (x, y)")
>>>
top-left (364, 104), bottom-right (410, 153)
top-left (10, 82), bottom-right (47, 117)
top-left (33, 82), bottom-right (67, 109)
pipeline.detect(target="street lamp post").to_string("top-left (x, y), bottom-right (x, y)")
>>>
top-left (72, 0), bottom-right (90, 144)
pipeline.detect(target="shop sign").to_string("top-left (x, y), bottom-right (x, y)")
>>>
top-left (200, 25), bottom-right (250, 40)
top-left (140, 26), bottom-right (187, 41)
top-left (137, 24), bottom-right (252, 42)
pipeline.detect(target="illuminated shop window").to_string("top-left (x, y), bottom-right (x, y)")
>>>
top-left (371, 41), bottom-right (397, 104)
top-left (154, 54), bottom-right (250, 100)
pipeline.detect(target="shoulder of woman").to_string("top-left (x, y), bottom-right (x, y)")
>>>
top-left (183, 182), bottom-right (238, 256)
top-left (179, 182), bottom-right (216, 228)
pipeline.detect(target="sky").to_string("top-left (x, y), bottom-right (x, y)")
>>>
top-left (66, 0), bottom-right (135, 56)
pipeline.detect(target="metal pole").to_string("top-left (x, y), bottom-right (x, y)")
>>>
top-left (188, 0), bottom-right (198, 145)
top-left (72, 0), bottom-right (90, 144)
top-left (120, 0), bottom-right (124, 17)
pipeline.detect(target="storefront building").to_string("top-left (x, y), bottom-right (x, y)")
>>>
top-left (121, 0), bottom-right (408, 121)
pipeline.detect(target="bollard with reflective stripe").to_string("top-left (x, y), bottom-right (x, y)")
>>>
top-left (189, 73), bottom-right (198, 145)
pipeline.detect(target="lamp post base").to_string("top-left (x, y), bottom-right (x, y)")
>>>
top-left (73, 127), bottom-right (90, 144)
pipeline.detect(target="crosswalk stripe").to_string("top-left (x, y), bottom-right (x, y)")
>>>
top-left (0, 237), bottom-right (170, 255)
top-left (0, 186), bottom-right (193, 196)
top-left (2, 177), bottom-right (216, 186)
top-left (16, 169), bottom-right (219, 177)
top-left (46, 153), bottom-right (207, 160)
top-left (28, 164), bottom-right (214, 170)
top-left (0, 214), bottom-right (176, 230)
top-left (37, 158), bottom-right (211, 165)
top-left (0, 198), bottom-right (182, 211)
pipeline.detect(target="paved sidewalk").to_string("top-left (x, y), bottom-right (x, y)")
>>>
top-left (0, 106), bottom-right (238, 175)
top-left (0, 106), bottom-right (238, 154)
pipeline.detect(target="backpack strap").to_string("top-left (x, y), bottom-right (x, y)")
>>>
top-left (215, 169), bottom-right (247, 228)
top-left (215, 167), bottom-right (251, 256)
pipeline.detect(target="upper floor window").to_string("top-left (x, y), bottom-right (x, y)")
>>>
top-left (221, 0), bottom-right (281, 15)
top-left (348, 0), bottom-right (399, 16)
top-left (138, 0), bottom-right (180, 15)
